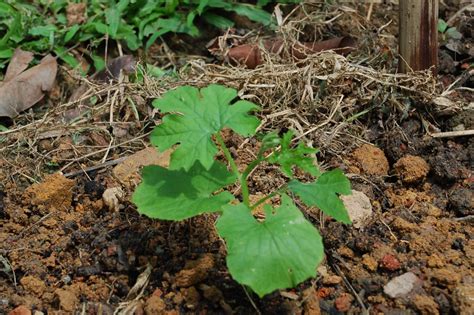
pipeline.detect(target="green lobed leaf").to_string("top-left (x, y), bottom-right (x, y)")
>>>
top-left (437, 19), bottom-right (448, 33)
top-left (132, 160), bottom-right (237, 220)
top-left (288, 169), bottom-right (352, 224)
top-left (216, 194), bottom-right (324, 297)
top-left (151, 84), bottom-right (260, 170)
top-left (267, 130), bottom-right (320, 177)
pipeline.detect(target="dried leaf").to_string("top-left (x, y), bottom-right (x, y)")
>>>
top-left (4, 48), bottom-right (34, 81)
top-left (93, 55), bottom-right (136, 82)
top-left (0, 54), bottom-right (57, 118)
top-left (225, 37), bottom-right (357, 69)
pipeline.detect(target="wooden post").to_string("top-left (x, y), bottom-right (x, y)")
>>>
top-left (399, 0), bottom-right (439, 73)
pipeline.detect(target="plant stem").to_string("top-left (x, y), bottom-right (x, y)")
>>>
top-left (215, 132), bottom-right (251, 206)
top-left (215, 132), bottom-right (239, 177)
top-left (251, 185), bottom-right (288, 210)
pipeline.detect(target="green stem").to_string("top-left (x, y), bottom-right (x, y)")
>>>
top-left (215, 132), bottom-right (251, 206)
top-left (215, 132), bottom-right (239, 177)
top-left (250, 185), bottom-right (288, 210)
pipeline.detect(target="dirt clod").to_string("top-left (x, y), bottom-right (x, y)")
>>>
top-left (412, 294), bottom-right (440, 315)
top-left (183, 286), bottom-right (200, 310)
top-left (452, 284), bottom-right (474, 315)
top-left (352, 144), bottom-right (389, 176)
top-left (334, 293), bottom-right (353, 312)
top-left (24, 173), bottom-right (74, 212)
top-left (144, 294), bottom-right (166, 315)
top-left (394, 155), bottom-right (430, 183)
top-left (54, 288), bottom-right (78, 312)
top-left (302, 288), bottom-right (321, 315)
top-left (430, 268), bottom-right (461, 288)
top-left (175, 254), bottom-right (215, 287)
top-left (19, 276), bottom-right (46, 297)
top-left (8, 305), bottom-right (31, 315)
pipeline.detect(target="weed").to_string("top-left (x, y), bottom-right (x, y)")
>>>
top-left (133, 84), bottom-right (351, 297)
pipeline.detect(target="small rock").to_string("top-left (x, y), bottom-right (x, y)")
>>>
top-left (334, 293), bottom-right (353, 312)
top-left (8, 305), bottom-right (31, 315)
top-left (102, 187), bottom-right (124, 211)
top-left (341, 190), bottom-right (373, 228)
top-left (362, 254), bottom-right (378, 271)
top-left (113, 147), bottom-right (172, 188)
top-left (183, 286), bottom-right (200, 310)
top-left (379, 254), bottom-right (401, 271)
top-left (394, 155), bottom-right (430, 183)
top-left (20, 275), bottom-right (46, 296)
top-left (352, 144), bottom-right (389, 176)
top-left (322, 275), bottom-right (343, 285)
top-left (144, 295), bottom-right (166, 315)
top-left (384, 272), bottom-right (419, 298)
top-left (317, 287), bottom-right (335, 299)
top-left (412, 294), bottom-right (439, 315)
top-left (175, 254), bottom-right (214, 287)
top-left (452, 284), bottom-right (474, 315)
top-left (54, 288), bottom-right (78, 312)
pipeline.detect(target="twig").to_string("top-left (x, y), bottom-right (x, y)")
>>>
top-left (64, 156), bottom-right (127, 177)
top-left (454, 215), bottom-right (474, 222)
top-left (59, 132), bottom-right (150, 173)
top-left (447, 4), bottom-right (474, 26)
top-left (242, 285), bottom-right (261, 315)
top-left (430, 130), bottom-right (474, 138)
top-left (329, 254), bottom-right (369, 315)
top-left (366, 0), bottom-right (374, 21)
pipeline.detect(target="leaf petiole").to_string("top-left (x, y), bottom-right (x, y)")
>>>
top-left (250, 184), bottom-right (288, 210)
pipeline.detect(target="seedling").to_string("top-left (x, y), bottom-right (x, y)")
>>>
top-left (133, 84), bottom-right (351, 297)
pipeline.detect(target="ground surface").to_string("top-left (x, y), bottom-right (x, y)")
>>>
top-left (1, 2), bottom-right (473, 315)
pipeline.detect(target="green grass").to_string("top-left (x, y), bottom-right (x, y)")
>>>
top-left (0, 0), bottom-right (300, 72)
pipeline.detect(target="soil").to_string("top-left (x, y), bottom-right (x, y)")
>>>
top-left (1, 2), bottom-right (473, 315)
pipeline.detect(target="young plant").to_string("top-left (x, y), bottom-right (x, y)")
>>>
top-left (133, 84), bottom-right (351, 297)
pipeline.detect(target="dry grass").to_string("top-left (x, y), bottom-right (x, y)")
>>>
top-left (0, 2), bottom-right (463, 187)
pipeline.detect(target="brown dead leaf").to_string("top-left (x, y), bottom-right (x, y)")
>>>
top-left (4, 48), bottom-right (34, 81)
top-left (0, 53), bottom-right (58, 118)
top-left (223, 36), bottom-right (357, 69)
top-left (93, 55), bottom-right (136, 82)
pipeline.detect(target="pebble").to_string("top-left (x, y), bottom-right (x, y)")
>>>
top-left (383, 272), bottom-right (419, 298)
top-left (341, 190), bottom-right (373, 228)
top-left (379, 254), bottom-right (401, 271)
